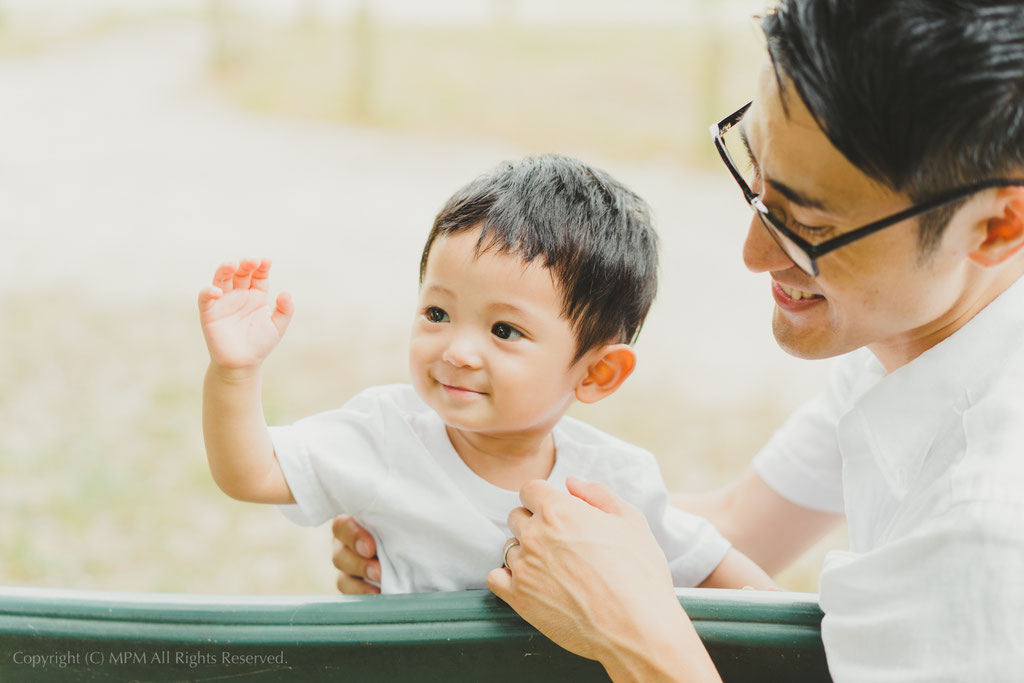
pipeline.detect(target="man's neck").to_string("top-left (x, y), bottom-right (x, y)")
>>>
top-left (445, 425), bottom-right (557, 492)
top-left (870, 262), bottom-right (1024, 372)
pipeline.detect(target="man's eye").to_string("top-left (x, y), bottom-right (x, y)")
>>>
top-left (425, 307), bottom-right (449, 323)
top-left (744, 150), bottom-right (763, 191)
top-left (491, 322), bottom-right (523, 340)
top-left (787, 217), bottom-right (835, 240)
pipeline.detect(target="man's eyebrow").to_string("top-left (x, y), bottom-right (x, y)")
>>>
top-left (739, 125), bottom-right (832, 213)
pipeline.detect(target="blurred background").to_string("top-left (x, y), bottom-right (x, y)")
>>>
top-left (0, 0), bottom-right (845, 595)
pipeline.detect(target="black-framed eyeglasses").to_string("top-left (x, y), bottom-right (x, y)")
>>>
top-left (711, 101), bottom-right (1024, 277)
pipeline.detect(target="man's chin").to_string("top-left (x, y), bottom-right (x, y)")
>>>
top-left (771, 322), bottom-right (857, 361)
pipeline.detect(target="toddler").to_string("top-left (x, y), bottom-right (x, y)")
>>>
top-left (198, 155), bottom-right (772, 593)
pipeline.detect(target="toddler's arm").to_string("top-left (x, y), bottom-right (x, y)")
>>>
top-left (198, 258), bottom-right (295, 504)
top-left (698, 548), bottom-right (776, 590)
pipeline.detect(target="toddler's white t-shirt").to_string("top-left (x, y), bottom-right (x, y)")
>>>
top-left (271, 384), bottom-right (730, 594)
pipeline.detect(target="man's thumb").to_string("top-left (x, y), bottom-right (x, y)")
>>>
top-left (566, 476), bottom-right (621, 514)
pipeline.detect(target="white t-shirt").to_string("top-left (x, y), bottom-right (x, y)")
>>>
top-left (754, 275), bottom-right (1024, 681)
top-left (271, 385), bottom-right (730, 594)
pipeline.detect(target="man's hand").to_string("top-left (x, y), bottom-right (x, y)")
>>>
top-left (198, 258), bottom-right (293, 371)
top-left (331, 515), bottom-right (381, 594)
top-left (487, 477), bottom-right (720, 682)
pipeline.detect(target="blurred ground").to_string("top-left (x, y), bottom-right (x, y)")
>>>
top-left (0, 8), bottom-right (845, 595)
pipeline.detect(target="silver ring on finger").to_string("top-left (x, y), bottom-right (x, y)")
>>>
top-left (502, 537), bottom-right (521, 569)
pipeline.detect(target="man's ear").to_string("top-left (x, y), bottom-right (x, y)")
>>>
top-left (968, 191), bottom-right (1024, 267)
top-left (575, 344), bottom-right (636, 405)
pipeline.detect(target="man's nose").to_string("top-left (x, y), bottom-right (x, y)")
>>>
top-left (442, 330), bottom-right (483, 369)
top-left (742, 214), bottom-right (794, 274)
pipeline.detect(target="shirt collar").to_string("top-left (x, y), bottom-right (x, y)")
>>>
top-left (849, 275), bottom-right (1024, 498)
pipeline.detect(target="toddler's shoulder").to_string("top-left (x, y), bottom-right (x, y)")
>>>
top-left (554, 415), bottom-right (659, 475)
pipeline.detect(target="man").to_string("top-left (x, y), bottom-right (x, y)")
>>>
top-left (331, 1), bottom-right (1024, 679)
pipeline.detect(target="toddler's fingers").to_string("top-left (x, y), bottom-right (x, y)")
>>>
top-left (251, 258), bottom-right (272, 292)
top-left (271, 291), bottom-right (293, 335)
top-left (213, 262), bottom-right (237, 293)
top-left (232, 258), bottom-right (258, 291)
top-left (197, 286), bottom-right (223, 313)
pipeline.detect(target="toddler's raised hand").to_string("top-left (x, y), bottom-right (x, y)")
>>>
top-left (198, 258), bottom-right (293, 371)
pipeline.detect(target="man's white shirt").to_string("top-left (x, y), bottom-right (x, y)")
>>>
top-left (270, 384), bottom-right (730, 594)
top-left (755, 275), bottom-right (1024, 681)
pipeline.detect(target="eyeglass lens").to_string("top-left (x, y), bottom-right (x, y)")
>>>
top-left (756, 212), bottom-right (816, 275)
top-left (720, 116), bottom-right (816, 276)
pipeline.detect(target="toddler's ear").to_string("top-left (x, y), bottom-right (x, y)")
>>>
top-left (575, 344), bottom-right (636, 404)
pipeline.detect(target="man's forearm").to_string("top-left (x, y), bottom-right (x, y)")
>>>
top-left (670, 490), bottom-right (726, 527)
top-left (202, 364), bottom-right (285, 503)
top-left (671, 469), bottom-right (843, 576)
top-left (600, 603), bottom-right (721, 683)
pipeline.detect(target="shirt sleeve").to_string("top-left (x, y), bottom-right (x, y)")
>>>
top-left (617, 451), bottom-right (731, 587)
top-left (270, 388), bottom-right (401, 526)
top-left (751, 353), bottom-right (871, 516)
top-left (819, 500), bottom-right (1024, 682)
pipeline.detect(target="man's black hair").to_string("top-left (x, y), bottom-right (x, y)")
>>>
top-left (420, 154), bottom-right (658, 364)
top-left (761, 0), bottom-right (1024, 253)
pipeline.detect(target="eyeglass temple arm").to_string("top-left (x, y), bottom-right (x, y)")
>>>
top-left (809, 179), bottom-right (1024, 259)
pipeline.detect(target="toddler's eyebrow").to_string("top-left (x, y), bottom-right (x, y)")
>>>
top-left (489, 302), bottom-right (529, 317)
top-left (423, 284), bottom-right (533, 319)
top-left (423, 284), bottom-right (455, 297)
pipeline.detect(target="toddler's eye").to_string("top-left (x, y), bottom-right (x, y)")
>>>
top-left (425, 306), bottom-right (449, 323)
top-left (492, 322), bottom-right (523, 340)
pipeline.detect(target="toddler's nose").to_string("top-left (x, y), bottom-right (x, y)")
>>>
top-left (442, 332), bottom-right (483, 369)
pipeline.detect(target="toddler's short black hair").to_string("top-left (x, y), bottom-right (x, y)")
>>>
top-left (420, 154), bottom-right (658, 364)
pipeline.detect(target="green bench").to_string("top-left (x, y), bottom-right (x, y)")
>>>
top-left (0, 586), bottom-right (830, 681)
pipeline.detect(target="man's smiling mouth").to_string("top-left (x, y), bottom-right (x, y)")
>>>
top-left (778, 283), bottom-right (823, 301)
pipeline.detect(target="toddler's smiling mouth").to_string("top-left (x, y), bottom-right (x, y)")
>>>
top-left (438, 381), bottom-right (487, 398)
